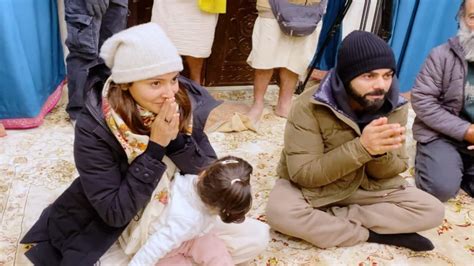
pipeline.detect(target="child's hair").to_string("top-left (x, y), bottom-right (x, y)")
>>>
top-left (197, 156), bottom-right (253, 223)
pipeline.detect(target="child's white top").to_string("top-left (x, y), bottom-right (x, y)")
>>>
top-left (129, 173), bottom-right (216, 266)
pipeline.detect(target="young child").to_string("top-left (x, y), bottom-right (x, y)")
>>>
top-left (129, 156), bottom-right (253, 266)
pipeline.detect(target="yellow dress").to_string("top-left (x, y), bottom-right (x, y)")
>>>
top-left (198, 0), bottom-right (226, 14)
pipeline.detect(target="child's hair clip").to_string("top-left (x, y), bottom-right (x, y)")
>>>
top-left (230, 178), bottom-right (241, 185)
top-left (220, 159), bottom-right (239, 165)
top-left (222, 209), bottom-right (230, 216)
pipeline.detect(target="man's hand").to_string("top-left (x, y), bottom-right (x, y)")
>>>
top-left (85, 0), bottom-right (109, 17)
top-left (464, 124), bottom-right (474, 144)
top-left (360, 117), bottom-right (406, 156)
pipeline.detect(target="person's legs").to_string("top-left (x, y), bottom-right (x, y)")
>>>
top-left (213, 216), bottom-right (269, 264)
top-left (99, 0), bottom-right (128, 48)
top-left (266, 179), bottom-right (443, 250)
top-left (415, 138), bottom-right (464, 201)
top-left (155, 239), bottom-right (194, 266)
top-left (186, 233), bottom-right (233, 266)
top-left (156, 254), bottom-right (192, 266)
top-left (0, 123), bottom-right (6, 137)
top-left (265, 179), bottom-right (369, 248)
top-left (461, 152), bottom-right (474, 197)
top-left (156, 255), bottom-right (191, 266)
top-left (332, 186), bottom-right (444, 233)
top-left (184, 56), bottom-right (205, 84)
top-left (247, 68), bottom-right (274, 124)
top-left (275, 68), bottom-right (298, 118)
top-left (330, 186), bottom-right (444, 251)
top-left (64, 0), bottom-right (103, 120)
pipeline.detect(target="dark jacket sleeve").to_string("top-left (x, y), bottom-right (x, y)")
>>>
top-left (166, 77), bottom-right (219, 174)
top-left (166, 129), bottom-right (217, 174)
top-left (74, 122), bottom-right (167, 228)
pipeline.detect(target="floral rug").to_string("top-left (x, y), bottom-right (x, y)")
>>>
top-left (0, 86), bottom-right (473, 265)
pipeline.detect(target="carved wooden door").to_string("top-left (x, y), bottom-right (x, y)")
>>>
top-left (127, 0), bottom-right (153, 27)
top-left (203, 0), bottom-right (258, 86)
top-left (127, 0), bottom-right (259, 86)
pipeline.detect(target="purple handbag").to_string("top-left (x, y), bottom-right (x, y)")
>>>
top-left (269, 0), bottom-right (327, 37)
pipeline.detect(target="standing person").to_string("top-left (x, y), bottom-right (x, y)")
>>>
top-left (0, 123), bottom-right (6, 137)
top-left (265, 31), bottom-right (444, 251)
top-left (64, 0), bottom-right (128, 122)
top-left (246, 0), bottom-right (324, 124)
top-left (151, 0), bottom-right (220, 84)
top-left (20, 23), bottom-right (268, 265)
top-left (411, 0), bottom-right (474, 201)
top-left (130, 156), bottom-right (266, 266)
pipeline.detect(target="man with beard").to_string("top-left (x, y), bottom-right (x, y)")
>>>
top-left (265, 31), bottom-right (444, 251)
top-left (412, 0), bottom-right (474, 201)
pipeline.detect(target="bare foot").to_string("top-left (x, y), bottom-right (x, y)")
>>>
top-left (0, 123), bottom-right (6, 137)
top-left (246, 103), bottom-right (264, 125)
top-left (274, 103), bottom-right (291, 118)
top-left (310, 69), bottom-right (328, 81)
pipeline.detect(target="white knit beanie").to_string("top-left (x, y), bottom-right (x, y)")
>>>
top-left (100, 22), bottom-right (183, 84)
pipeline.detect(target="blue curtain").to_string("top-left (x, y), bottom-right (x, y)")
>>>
top-left (390, 0), bottom-right (461, 92)
top-left (313, 0), bottom-right (346, 70)
top-left (389, 0), bottom-right (418, 68)
top-left (0, 0), bottom-right (65, 119)
top-left (311, 0), bottom-right (461, 92)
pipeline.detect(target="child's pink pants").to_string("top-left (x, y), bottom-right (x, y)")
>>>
top-left (155, 233), bottom-right (233, 266)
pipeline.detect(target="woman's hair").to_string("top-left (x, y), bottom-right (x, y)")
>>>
top-left (107, 81), bottom-right (192, 134)
top-left (197, 156), bottom-right (253, 223)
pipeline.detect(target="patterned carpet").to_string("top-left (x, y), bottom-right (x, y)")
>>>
top-left (0, 86), bottom-right (473, 265)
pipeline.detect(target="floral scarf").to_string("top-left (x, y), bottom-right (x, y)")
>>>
top-left (101, 78), bottom-right (158, 164)
top-left (101, 78), bottom-right (174, 255)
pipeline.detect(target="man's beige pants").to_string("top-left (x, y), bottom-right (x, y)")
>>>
top-left (266, 179), bottom-right (444, 248)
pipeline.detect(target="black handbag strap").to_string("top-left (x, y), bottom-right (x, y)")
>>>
top-left (296, 0), bottom-right (353, 94)
top-left (379, 0), bottom-right (394, 41)
top-left (396, 0), bottom-right (420, 73)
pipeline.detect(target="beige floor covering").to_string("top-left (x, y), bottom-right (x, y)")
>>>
top-left (0, 86), bottom-right (473, 265)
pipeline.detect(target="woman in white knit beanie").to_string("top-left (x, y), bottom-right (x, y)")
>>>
top-left (21, 22), bottom-right (269, 265)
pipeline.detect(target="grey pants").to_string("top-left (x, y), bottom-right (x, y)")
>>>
top-left (265, 179), bottom-right (444, 249)
top-left (415, 138), bottom-right (474, 202)
top-left (64, 0), bottom-right (128, 119)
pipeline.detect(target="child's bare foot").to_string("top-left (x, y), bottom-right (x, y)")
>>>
top-left (246, 103), bottom-right (264, 125)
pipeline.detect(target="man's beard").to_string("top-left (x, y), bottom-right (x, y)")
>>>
top-left (347, 85), bottom-right (387, 113)
top-left (458, 21), bottom-right (474, 62)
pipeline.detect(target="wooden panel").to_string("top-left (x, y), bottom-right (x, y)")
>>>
top-left (127, 0), bottom-right (153, 27)
top-left (204, 0), bottom-right (258, 86)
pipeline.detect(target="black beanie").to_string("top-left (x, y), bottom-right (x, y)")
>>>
top-left (336, 31), bottom-right (396, 85)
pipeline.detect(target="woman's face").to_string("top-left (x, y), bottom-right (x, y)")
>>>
top-left (128, 71), bottom-right (180, 114)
